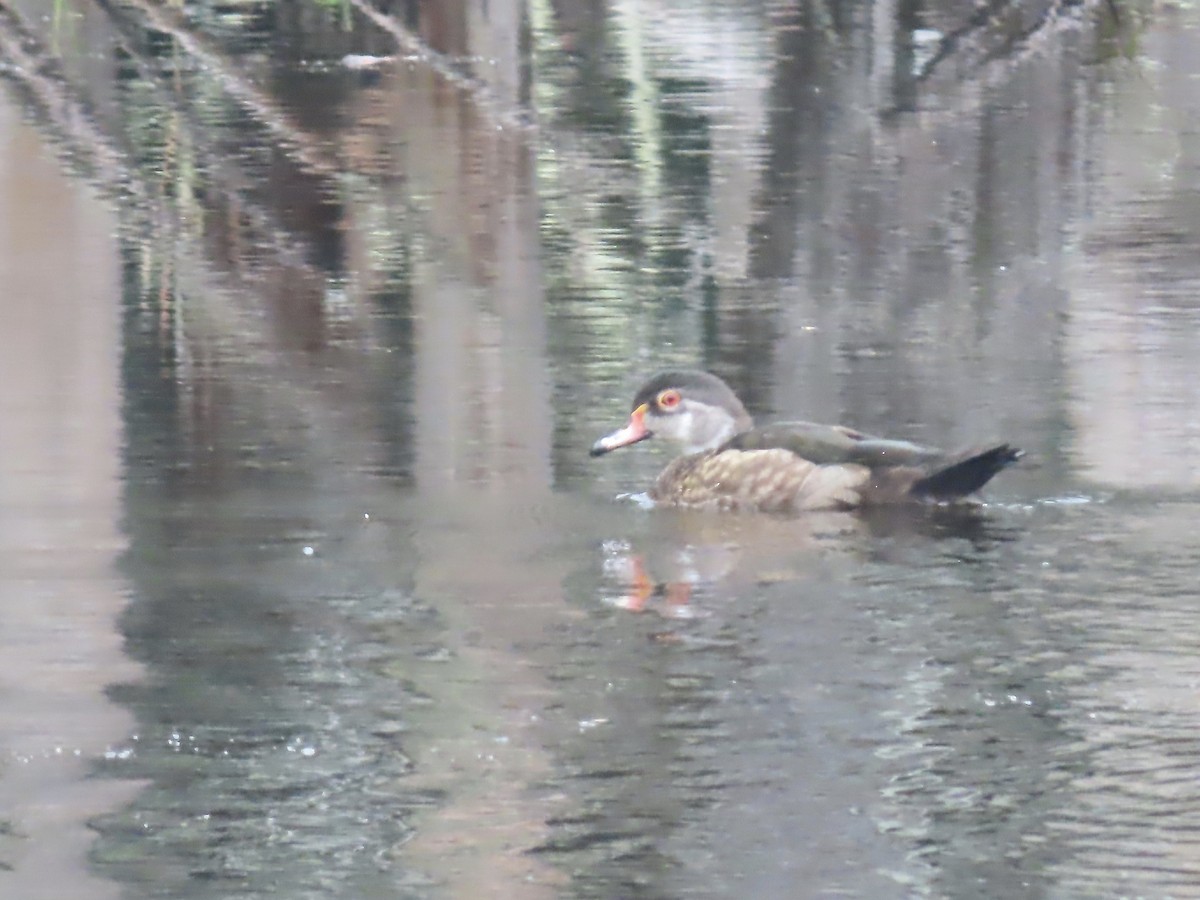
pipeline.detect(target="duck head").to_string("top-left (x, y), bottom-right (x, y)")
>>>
top-left (590, 370), bottom-right (754, 457)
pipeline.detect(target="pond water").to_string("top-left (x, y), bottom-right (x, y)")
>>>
top-left (3, 0), bottom-right (1200, 897)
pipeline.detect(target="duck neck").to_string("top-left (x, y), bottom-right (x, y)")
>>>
top-left (683, 412), bottom-right (750, 455)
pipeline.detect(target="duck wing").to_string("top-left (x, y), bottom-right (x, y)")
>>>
top-left (722, 422), bottom-right (945, 469)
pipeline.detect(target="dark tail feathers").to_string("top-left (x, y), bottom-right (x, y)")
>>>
top-left (910, 445), bottom-right (1024, 501)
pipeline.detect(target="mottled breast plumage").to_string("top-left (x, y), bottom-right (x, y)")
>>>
top-left (652, 449), bottom-right (871, 513)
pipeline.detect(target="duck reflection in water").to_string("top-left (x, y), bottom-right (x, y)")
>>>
top-left (599, 505), bottom-right (1018, 617)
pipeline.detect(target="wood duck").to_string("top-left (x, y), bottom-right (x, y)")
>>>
top-left (590, 370), bottom-right (1023, 512)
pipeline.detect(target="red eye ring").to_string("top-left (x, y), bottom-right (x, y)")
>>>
top-left (657, 389), bottom-right (681, 410)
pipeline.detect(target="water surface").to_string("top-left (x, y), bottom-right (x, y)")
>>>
top-left (3, 0), bottom-right (1200, 897)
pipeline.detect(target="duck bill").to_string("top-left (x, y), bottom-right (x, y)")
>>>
top-left (590, 404), bottom-right (652, 456)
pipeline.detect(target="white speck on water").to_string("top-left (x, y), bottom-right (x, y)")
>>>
top-left (303, 546), bottom-right (315, 556)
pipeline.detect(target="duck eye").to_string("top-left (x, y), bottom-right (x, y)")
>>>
top-left (657, 389), bottom-right (681, 410)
